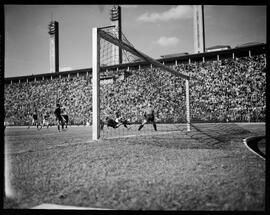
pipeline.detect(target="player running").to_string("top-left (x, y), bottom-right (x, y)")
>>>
top-left (62, 107), bottom-right (69, 129)
top-left (54, 104), bottom-right (65, 132)
top-left (41, 111), bottom-right (50, 129)
top-left (26, 111), bottom-right (32, 129)
top-left (138, 103), bottom-right (157, 131)
top-left (31, 109), bottom-right (41, 129)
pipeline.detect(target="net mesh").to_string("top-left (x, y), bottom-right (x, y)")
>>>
top-left (97, 26), bottom-right (188, 139)
top-left (100, 26), bottom-right (142, 67)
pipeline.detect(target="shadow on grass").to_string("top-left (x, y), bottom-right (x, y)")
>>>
top-left (129, 123), bottom-right (252, 150)
top-left (187, 123), bottom-right (251, 148)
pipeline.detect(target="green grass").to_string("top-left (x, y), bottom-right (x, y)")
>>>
top-left (4, 123), bottom-right (265, 210)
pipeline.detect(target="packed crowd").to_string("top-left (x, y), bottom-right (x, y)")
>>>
top-left (4, 54), bottom-right (266, 125)
top-left (4, 77), bottom-right (92, 125)
top-left (175, 54), bottom-right (266, 122)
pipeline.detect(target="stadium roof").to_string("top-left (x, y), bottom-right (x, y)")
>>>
top-left (5, 43), bottom-right (266, 83)
top-left (160, 52), bottom-right (189, 58)
top-left (206, 45), bottom-right (231, 50)
top-left (235, 42), bottom-right (265, 48)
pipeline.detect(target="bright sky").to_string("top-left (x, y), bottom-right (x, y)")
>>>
top-left (4, 5), bottom-right (267, 78)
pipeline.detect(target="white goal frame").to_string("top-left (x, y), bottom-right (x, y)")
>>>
top-left (92, 27), bottom-right (191, 140)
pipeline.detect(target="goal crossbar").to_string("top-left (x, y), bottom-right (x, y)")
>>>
top-left (98, 29), bottom-right (190, 80)
top-left (92, 27), bottom-right (191, 140)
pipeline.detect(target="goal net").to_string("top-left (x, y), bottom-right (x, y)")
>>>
top-left (92, 26), bottom-right (191, 140)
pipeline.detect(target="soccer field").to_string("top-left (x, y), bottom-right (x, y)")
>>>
top-left (4, 123), bottom-right (265, 210)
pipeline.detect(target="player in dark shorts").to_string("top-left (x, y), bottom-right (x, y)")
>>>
top-left (103, 116), bottom-right (122, 129)
top-left (54, 104), bottom-right (64, 131)
top-left (100, 119), bottom-right (105, 130)
top-left (138, 103), bottom-right (157, 131)
top-left (115, 111), bottom-right (131, 130)
top-left (62, 108), bottom-right (69, 129)
top-left (32, 110), bottom-right (41, 129)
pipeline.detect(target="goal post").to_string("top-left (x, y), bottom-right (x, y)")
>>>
top-left (92, 27), bottom-right (100, 140)
top-left (185, 79), bottom-right (191, 132)
top-left (92, 26), bottom-right (191, 140)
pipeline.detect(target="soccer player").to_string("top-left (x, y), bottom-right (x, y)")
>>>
top-left (62, 107), bottom-right (69, 129)
top-left (138, 103), bottom-right (157, 131)
top-left (41, 111), bottom-right (50, 129)
top-left (54, 104), bottom-right (64, 132)
top-left (115, 111), bottom-right (131, 130)
top-left (26, 111), bottom-right (32, 129)
top-left (31, 109), bottom-right (41, 129)
top-left (103, 116), bottom-right (122, 129)
top-left (100, 119), bottom-right (105, 130)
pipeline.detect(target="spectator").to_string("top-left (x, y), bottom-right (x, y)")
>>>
top-left (4, 54), bottom-right (266, 125)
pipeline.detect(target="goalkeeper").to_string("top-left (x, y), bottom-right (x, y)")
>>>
top-left (115, 111), bottom-right (131, 130)
top-left (102, 116), bottom-right (122, 129)
top-left (138, 103), bottom-right (157, 131)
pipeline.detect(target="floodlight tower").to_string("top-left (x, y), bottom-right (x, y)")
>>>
top-left (48, 20), bottom-right (59, 73)
top-left (193, 5), bottom-right (205, 53)
top-left (110, 5), bottom-right (122, 65)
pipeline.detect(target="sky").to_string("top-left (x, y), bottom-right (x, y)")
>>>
top-left (4, 5), bottom-right (267, 78)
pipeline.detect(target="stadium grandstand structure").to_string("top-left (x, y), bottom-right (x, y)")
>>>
top-left (235, 42), bottom-right (265, 48)
top-left (206, 45), bottom-right (231, 52)
top-left (92, 26), bottom-right (191, 140)
top-left (4, 43), bottom-right (266, 85)
top-left (160, 52), bottom-right (189, 58)
top-left (4, 40), bottom-right (266, 137)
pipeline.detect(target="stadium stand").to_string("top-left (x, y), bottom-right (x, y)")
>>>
top-left (4, 54), bottom-right (265, 126)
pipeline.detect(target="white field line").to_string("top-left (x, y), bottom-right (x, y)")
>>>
top-left (102, 130), bottom-right (184, 140)
top-left (31, 203), bottom-right (111, 210)
top-left (243, 137), bottom-right (265, 160)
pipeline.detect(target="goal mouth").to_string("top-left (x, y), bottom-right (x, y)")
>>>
top-left (92, 26), bottom-right (191, 140)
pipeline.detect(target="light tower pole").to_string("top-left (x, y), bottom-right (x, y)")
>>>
top-left (193, 5), bottom-right (205, 53)
top-left (110, 5), bottom-right (122, 65)
top-left (48, 20), bottom-right (59, 73)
